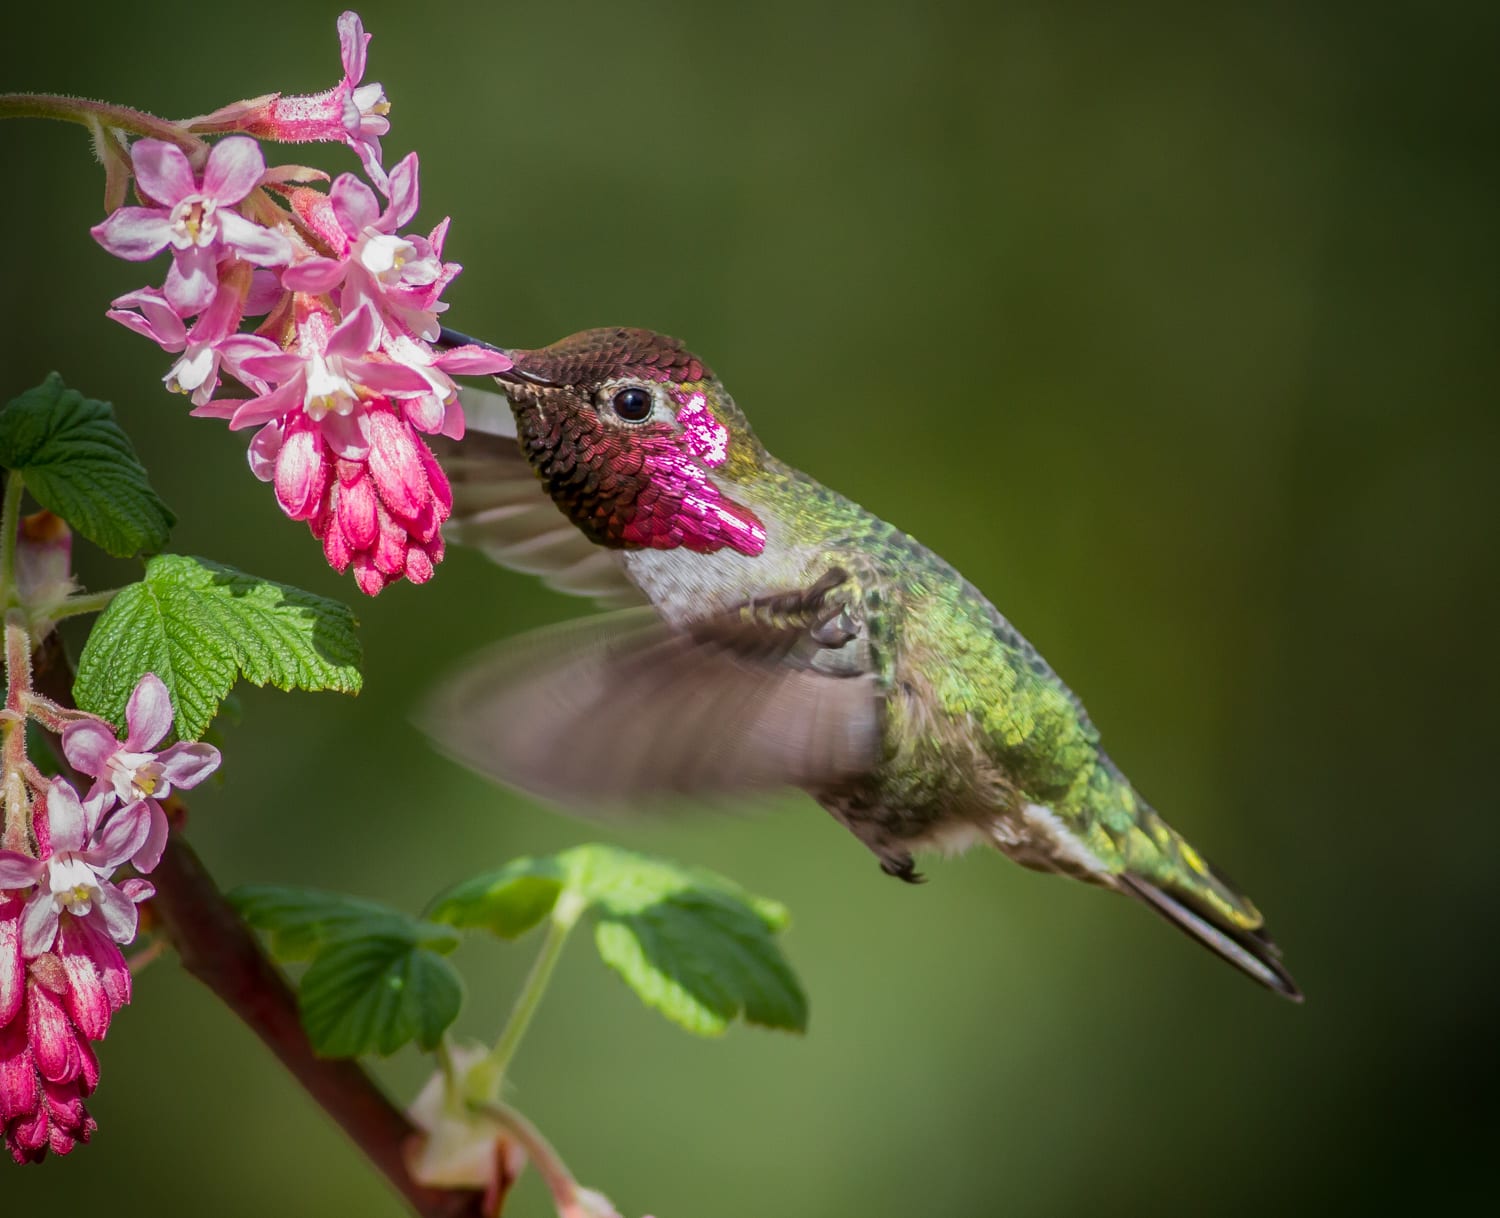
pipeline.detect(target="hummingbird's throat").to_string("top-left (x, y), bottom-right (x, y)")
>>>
top-left (516, 391), bottom-right (766, 558)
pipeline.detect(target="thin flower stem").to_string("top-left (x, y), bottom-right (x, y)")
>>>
top-left (0, 93), bottom-right (203, 153)
top-left (467, 1100), bottom-right (589, 1218)
top-left (50, 586), bottom-right (124, 621)
top-left (485, 893), bottom-right (585, 1084)
top-left (0, 472), bottom-right (25, 610)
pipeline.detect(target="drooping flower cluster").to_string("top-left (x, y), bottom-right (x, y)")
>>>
top-left (0, 676), bottom-right (220, 1162)
top-left (90, 11), bottom-right (510, 594)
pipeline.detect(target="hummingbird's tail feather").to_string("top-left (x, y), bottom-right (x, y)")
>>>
top-left (1117, 870), bottom-right (1303, 1001)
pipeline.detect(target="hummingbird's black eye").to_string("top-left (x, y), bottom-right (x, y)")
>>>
top-left (609, 386), bottom-right (654, 422)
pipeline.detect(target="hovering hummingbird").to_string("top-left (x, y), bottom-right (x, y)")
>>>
top-left (427, 326), bottom-right (1301, 1001)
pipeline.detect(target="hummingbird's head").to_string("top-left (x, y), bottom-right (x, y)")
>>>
top-left (492, 327), bottom-right (768, 557)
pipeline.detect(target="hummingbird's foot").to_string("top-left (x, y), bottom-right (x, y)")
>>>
top-left (880, 854), bottom-right (926, 884)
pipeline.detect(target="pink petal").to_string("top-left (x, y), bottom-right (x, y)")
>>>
top-left (319, 408), bottom-right (371, 460)
top-left (57, 921), bottom-right (121, 1042)
top-left (326, 300), bottom-right (380, 358)
top-left (219, 210), bottom-right (293, 267)
top-left (282, 257), bottom-right (347, 293)
top-left (366, 410), bottom-right (428, 518)
top-left (245, 268), bottom-right (286, 315)
top-left (130, 802), bottom-right (169, 875)
top-left (0, 901), bottom-right (24, 1028)
top-left (156, 742), bottom-right (221, 789)
top-left (123, 673), bottom-right (173, 751)
top-left (91, 885), bottom-right (139, 946)
top-left (27, 979), bottom-right (84, 1084)
top-left (247, 420), bottom-right (285, 481)
top-left (238, 348), bottom-right (306, 382)
top-left (45, 782), bottom-right (89, 854)
top-left (131, 139), bottom-right (195, 206)
top-left (427, 216), bottom-right (450, 259)
top-left (0, 852), bottom-right (44, 889)
top-left (85, 802), bottom-right (151, 872)
top-left (338, 10), bottom-right (370, 82)
top-left (118, 879), bottom-right (155, 904)
top-left (60, 721), bottom-right (119, 781)
top-left (405, 546), bottom-right (434, 584)
top-left (20, 892), bottom-right (60, 958)
top-left (434, 345), bottom-right (514, 375)
top-left (90, 207), bottom-right (173, 260)
top-left (275, 420), bottom-right (331, 520)
top-left (418, 439), bottom-right (453, 515)
top-left (0, 1008), bottom-right (38, 1122)
top-left (382, 152), bottom-right (421, 230)
top-left (331, 172), bottom-right (380, 239)
top-left (108, 288), bottom-right (187, 345)
top-left (229, 377), bottom-right (303, 431)
top-left (164, 245), bottom-right (218, 315)
top-left (335, 468), bottom-right (379, 549)
top-left (350, 357), bottom-right (430, 396)
top-left (404, 392), bottom-right (445, 433)
top-left (200, 135), bottom-right (266, 204)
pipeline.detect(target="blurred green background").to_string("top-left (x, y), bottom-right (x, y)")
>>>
top-left (3, 0), bottom-right (1496, 1213)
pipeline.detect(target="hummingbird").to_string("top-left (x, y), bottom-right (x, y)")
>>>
top-left (427, 326), bottom-right (1301, 1001)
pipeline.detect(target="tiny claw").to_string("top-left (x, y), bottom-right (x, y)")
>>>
top-left (880, 855), bottom-right (925, 885)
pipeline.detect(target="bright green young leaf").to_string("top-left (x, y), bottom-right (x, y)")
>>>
top-left (298, 934), bottom-right (464, 1058)
top-left (74, 554), bottom-right (363, 740)
top-left (234, 885), bottom-right (464, 1058)
top-left (0, 373), bottom-right (174, 556)
top-left (432, 844), bottom-right (807, 1036)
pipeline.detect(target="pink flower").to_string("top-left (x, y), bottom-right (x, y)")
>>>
top-left (90, 137), bottom-right (292, 315)
top-left (14, 511), bottom-right (77, 637)
top-left (1, 894), bottom-right (132, 1163)
top-left (231, 300), bottom-right (431, 453)
top-left (204, 11), bottom-right (390, 185)
top-left (249, 402), bottom-right (452, 595)
top-left (0, 781), bottom-right (156, 957)
top-left (108, 281), bottom-right (279, 407)
top-left (61, 675), bottom-right (221, 874)
top-left (283, 154), bottom-right (459, 342)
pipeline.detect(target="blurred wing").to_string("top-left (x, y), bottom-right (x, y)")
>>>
top-left (433, 386), bottom-right (642, 604)
top-left (422, 570), bottom-right (882, 809)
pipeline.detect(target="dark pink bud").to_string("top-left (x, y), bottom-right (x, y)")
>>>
top-left (366, 409), bottom-right (428, 519)
top-left (352, 556), bottom-right (391, 596)
top-left (57, 920), bottom-right (129, 1043)
top-left (336, 466), bottom-right (379, 550)
top-left (373, 504), bottom-right (409, 577)
top-left (274, 419), bottom-right (331, 520)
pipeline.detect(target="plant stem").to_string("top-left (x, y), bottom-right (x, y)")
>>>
top-left (0, 472), bottom-right (25, 610)
top-left (50, 586), bottom-right (123, 621)
top-left (0, 93), bottom-right (203, 152)
top-left (467, 1101), bottom-right (596, 1218)
top-left (485, 893), bottom-right (584, 1085)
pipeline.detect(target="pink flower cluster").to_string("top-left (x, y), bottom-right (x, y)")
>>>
top-left (0, 676), bottom-right (219, 1162)
top-left (91, 11), bottom-right (510, 594)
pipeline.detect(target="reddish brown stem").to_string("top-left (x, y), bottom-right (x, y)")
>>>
top-left (29, 634), bottom-right (485, 1218)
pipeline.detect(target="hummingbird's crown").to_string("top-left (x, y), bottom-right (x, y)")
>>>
top-left (508, 327), bottom-right (713, 390)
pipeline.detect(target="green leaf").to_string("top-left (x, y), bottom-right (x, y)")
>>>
top-left (299, 934), bottom-right (464, 1057)
top-left (74, 553), bottom-right (363, 740)
top-left (233, 885), bottom-right (463, 1058)
top-left (231, 886), bottom-right (456, 962)
top-left (0, 373), bottom-right (174, 556)
top-left (433, 844), bottom-right (807, 1037)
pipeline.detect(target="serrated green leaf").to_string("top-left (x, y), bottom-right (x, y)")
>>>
top-left (73, 553), bottom-right (362, 740)
top-left (298, 934), bottom-right (464, 1057)
top-left (231, 886), bottom-right (458, 962)
top-left (433, 843), bottom-right (807, 1036)
top-left (0, 373), bottom-right (174, 556)
top-left (427, 857), bottom-right (566, 938)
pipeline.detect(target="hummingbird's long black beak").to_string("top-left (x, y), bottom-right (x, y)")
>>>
top-left (436, 326), bottom-right (558, 387)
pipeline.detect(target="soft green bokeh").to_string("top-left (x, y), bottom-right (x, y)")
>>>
top-left (2, 1), bottom-right (1495, 1213)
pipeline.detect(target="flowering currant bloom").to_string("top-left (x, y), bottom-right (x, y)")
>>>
top-left (202, 11), bottom-right (390, 185)
top-left (0, 894), bottom-right (134, 1162)
top-left (61, 675), bottom-right (221, 875)
top-left (0, 781), bottom-right (156, 958)
top-left (107, 280), bottom-right (279, 407)
top-left (283, 154), bottom-right (458, 342)
top-left (90, 136), bottom-right (292, 315)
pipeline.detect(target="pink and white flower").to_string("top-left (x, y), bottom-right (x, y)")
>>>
top-left (90, 137), bottom-right (291, 315)
top-left (61, 675), bottom-right (221, 875)
top-left (0, 782), bottom-right (156, 958)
